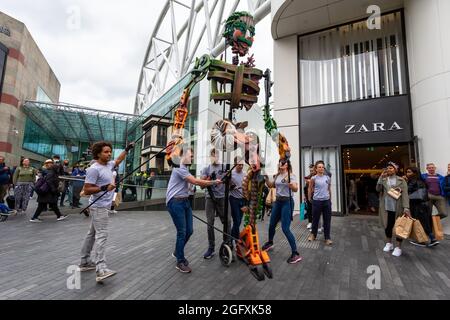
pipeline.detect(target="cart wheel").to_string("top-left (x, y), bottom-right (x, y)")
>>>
top-left (249, 265), bottom-right (265, 281)
top-left (219, 243), bottom-right (232, 267)
top-left (262, 263), bottom-right (273, 279)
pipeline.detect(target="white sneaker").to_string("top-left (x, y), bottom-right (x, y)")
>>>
top-left (57, 215), bottom-right (68, 221)
top-left (30, 219), bottom-right (42, 223)
top-left (306, 223), bottom-right (312, 229)
top-left (383, 243), bottom-right (394, 252)
top-left (392, 247), bottom-right (402, 257)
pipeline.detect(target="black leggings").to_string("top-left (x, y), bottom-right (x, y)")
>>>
top-left (385, 211), bottom-right (403, 242)
top-left (32, 203), bottom-right (62, 220)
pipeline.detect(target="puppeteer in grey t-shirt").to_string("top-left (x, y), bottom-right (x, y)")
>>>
top-left (85, 160), bottom-right (116, 208)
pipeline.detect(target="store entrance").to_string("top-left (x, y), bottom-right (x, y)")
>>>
top-left (342, 143), bottom-right (415, 216)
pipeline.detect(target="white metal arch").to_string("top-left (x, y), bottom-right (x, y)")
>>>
top-left (135, 0), bottom-right (271, 115)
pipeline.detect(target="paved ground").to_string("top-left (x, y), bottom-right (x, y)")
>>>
top-left (0, 209), bottom-right (449, 300)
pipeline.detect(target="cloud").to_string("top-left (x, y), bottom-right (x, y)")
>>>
top-left (1, 1), bottom-right (274, 114)
top-left (1, 0), bottom-right (165, 114)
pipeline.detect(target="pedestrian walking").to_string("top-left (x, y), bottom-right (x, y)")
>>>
top-left (166, 146), bottom-right (222, 273)
top-left (377, 162), bottom-right (410, 257)
top-left (444, 163), bottom-right (450, 205)
top-left (30, 161), bottom-right (68, 223)
top-left (421, 163), bottom-right (448, 219)
top-left (12, 158), bottom-right (38, 214)
top-left (71, 165), bottom-right (86, 208)
top-left (308, 160), bottom-right (333, 245)
top-left (78, 141), bottom-right (134, 283)
top-left (304, 164), bottom-right (316, 230)
top-left (262, 159), bottom-right (302, 264)
top-left (405, 167), bottom-right (439, 247)
top-left (59, 160), bottom-right (70, 207)
top-left (0, 156), bottom-right (11, 204)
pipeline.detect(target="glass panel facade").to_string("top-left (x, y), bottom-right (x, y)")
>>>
top-left (299, 12), bottom-right (406, 107)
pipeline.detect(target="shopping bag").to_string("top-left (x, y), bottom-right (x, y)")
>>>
top-left (410, 219), bottom-right (429, 243)
top-left (394, 215), bottom-right (413, 239)
top-left (432, 216), bottom-right (444, 241)
top-left (300, 202), bottom-right (306, 221)
top-left (114, 192), bottom-right (122, 207)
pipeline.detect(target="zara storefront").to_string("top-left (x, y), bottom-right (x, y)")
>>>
top-left (271, 0), bottom-right (450, 214)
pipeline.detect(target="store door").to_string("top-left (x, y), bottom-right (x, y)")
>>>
top-left (301, 146), bottom-right (343, 214)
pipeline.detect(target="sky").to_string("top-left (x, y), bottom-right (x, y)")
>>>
top-left (0, 0), bottom-right (274, 114)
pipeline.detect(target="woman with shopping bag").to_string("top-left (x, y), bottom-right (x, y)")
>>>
top-left (377, 162), bottom-right (410, 257)
top-left (405, 167), bottom-right (439, 247)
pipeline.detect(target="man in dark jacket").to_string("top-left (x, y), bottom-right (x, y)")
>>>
top-left (444, 163), bottom-right (450, 206)
top-left (30, 162), bottom-right (68, 223)
top-left (0, 156), bottom-right (11, 203)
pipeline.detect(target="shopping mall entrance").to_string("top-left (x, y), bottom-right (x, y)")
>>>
top-left (341, 143), bottom-right (416, 216)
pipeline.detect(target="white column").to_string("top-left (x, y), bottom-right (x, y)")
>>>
top-left (273, 35), bottom-right (301, 212)
top-left (405, 0), bottom-right (450, 233)
top-left (405, 0), bottom-right (450, 172)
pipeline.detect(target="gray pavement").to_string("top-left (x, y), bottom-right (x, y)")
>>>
top-left (0, 209), bottom-right (449, 300)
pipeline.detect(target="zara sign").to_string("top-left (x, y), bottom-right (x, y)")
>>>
top-left (300, 95), bottom-right (413, 146)
top-left (345, 122), bottom-right (403, 134)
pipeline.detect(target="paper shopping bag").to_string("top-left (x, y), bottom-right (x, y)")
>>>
top-left (410, 219), bottom-right (429, 243)
top-left (432, 216), bottom-right (444, 241)
top-left (394, 215), bottom-right (413, 240)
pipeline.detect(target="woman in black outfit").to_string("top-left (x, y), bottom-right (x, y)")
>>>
top-left (30, 163), bottom-right (68, 223)
top-left (406, 167), bottom-right (439, 247)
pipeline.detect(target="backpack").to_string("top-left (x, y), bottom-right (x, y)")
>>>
top-left (35, 176), bottom-right (50, 195)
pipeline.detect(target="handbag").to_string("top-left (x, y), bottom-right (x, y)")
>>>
top-left (394, 214), bottom-right (413, 239)
top-left (387, 187), bottom-right (402, 200)
top-left (408, 188), bottom-right (427, 201)
top-left (432, 216), bottom-right (444, 241)
top-left (410, 219), bottom-right (429, 243)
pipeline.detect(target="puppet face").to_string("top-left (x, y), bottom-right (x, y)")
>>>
top-left (224, 12), bottom-right (255, 57)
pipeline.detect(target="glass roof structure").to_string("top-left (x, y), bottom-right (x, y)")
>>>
top-left (23, 101), bottom-right (143, 146)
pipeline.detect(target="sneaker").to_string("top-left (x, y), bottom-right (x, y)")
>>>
top-left (96, 269), bottom-right (117, 282)
top-left (111, 210), bottom-right (118, 214)
top-left (383, 243), bottom-right (394, 252)
top-left (318, 227), bottom-right (323, 234)
top-left (392, 247), bottom-right (402, 257)
top-left (427, 240), bottom-right (440, 247)
top-left (325, 239), bottom-right (333, 246)
top-left (287, 253), bottom-right (303, 264)
top-left (203, 248), bottom-right (215, 259)
top-left (172, 252), bottom-right (189, 266)
top-left (30, 219), bottom-right (42, 223)
top-left (409, 240), bottom-right (427, 247)
top-left (306, 223), bottom-right (312, 230)
top-left (79, 262), bottom-right (96, 272)
top-left (176, 262), bottom-right (192, 273)
top-left (262, 241), bottom-right (274, 251)
top-left (57, 215), bottom-right (68, 221)
top-left (308, 234), bottom-right (316, 242)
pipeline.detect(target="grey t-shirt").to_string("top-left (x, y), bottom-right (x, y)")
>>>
top-left (201, 164), bottom-right (225, 198)
top-left (275, 173), bottom-right (297, 197)
top-left (385, 176), bottom-right (398, 212)
top-left (166, 165), bottom-right (193, 205)
top-left (85, 161), bottom-right (116, 208)
top-left (230, 169), bottom-right (245, 199)
top-left (312, 174), bottom-right (331, 201)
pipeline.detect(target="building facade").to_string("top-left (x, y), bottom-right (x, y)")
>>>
top-left (271, 0), bottom-right (450, 214)
top-left (0, 11), bottom-right (61, 166)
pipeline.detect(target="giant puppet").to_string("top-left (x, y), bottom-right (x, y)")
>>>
top-left (165, 12), bottom-right (291, 281)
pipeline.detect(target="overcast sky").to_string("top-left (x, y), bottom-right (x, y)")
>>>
top-left (1, 0), bottom-right (273, 114)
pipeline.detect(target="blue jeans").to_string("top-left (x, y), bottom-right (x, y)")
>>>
top-left (268, 199), bottom-right (297, 254)
top-left (229, 196), bottom-right (245, 242)
top-left (167, 199), bottom-right (193, 264)
top-left (312, 199), bottom-right (332, 240)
